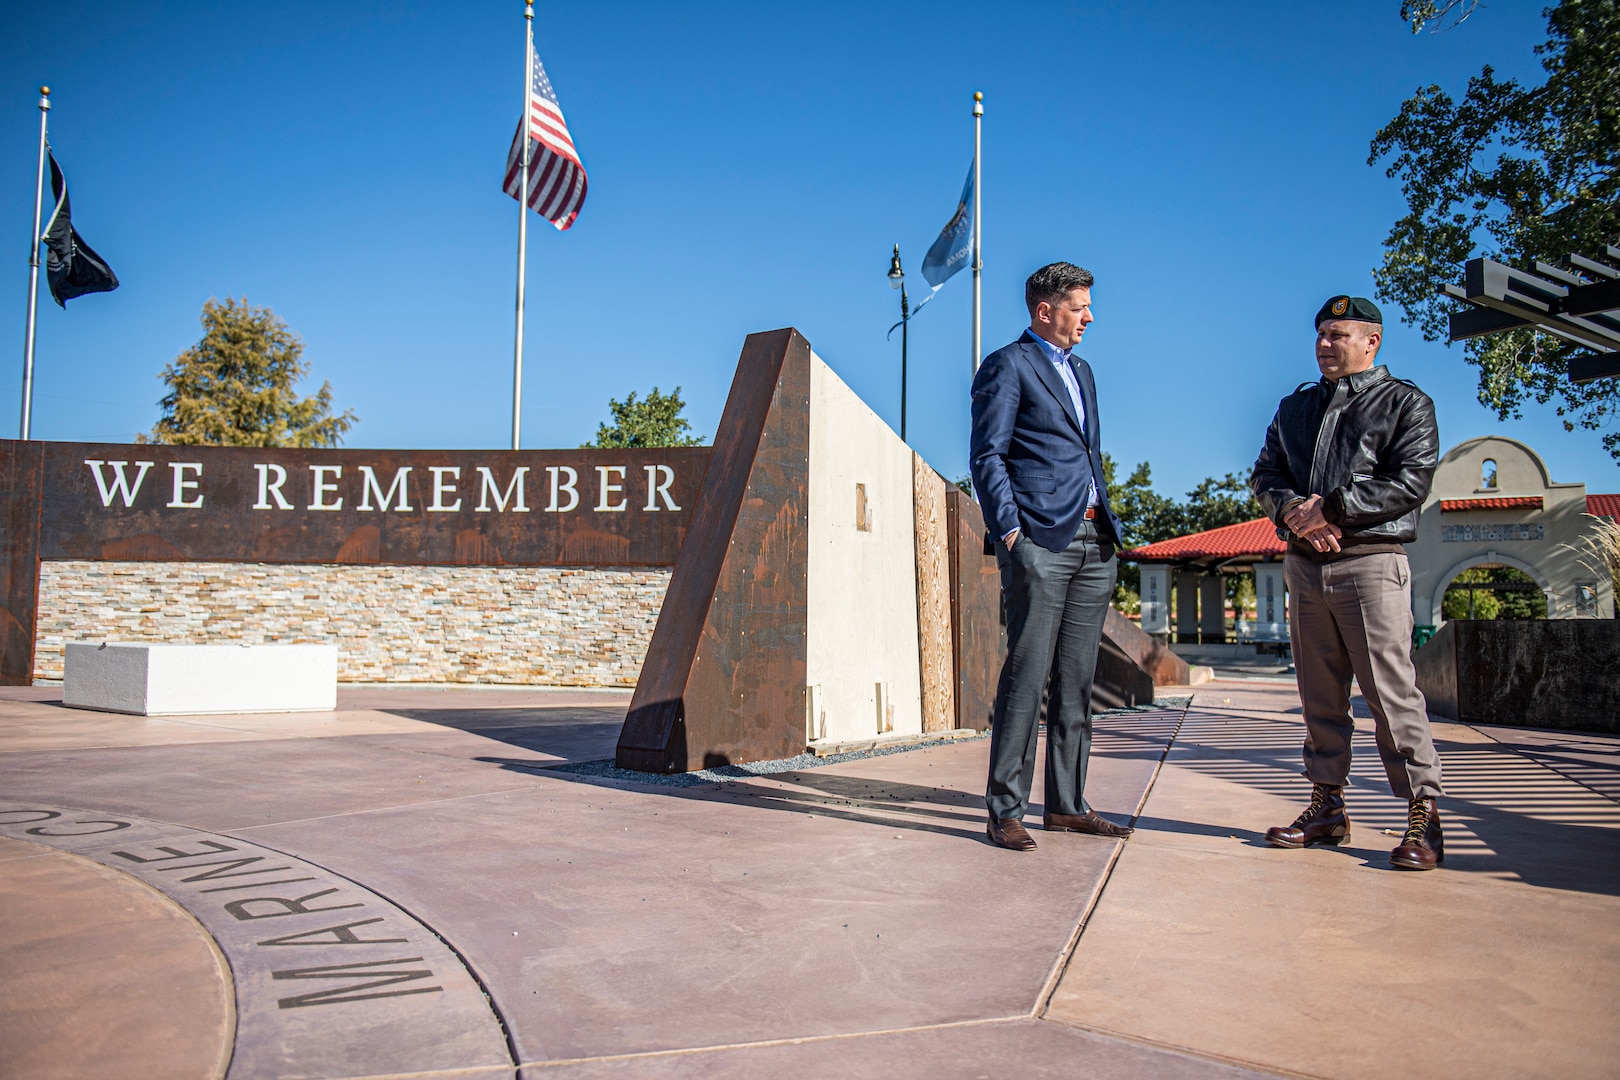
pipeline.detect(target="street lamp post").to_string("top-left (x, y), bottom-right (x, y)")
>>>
top-left (888, 243), bottom-right (908, 442)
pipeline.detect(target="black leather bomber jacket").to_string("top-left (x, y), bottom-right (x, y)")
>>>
top-left (1250, 365), bottom-right (1439, 545)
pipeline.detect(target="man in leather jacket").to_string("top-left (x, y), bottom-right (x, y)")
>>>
top-left (1250, 295), bottom-right (1445, 871)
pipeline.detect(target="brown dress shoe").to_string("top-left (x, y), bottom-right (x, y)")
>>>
top-left (1390, 796), bottom-right (1443, 870)
top-left (987, 818), bottom-right (1037, 851)
top-left (1043, 810), bottom-right (1133, 838)
top-left (1266, 783), bottom-right (1350, 848)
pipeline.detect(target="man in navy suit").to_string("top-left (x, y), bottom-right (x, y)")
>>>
top-left (970, 262), bottom-right (1132, 852)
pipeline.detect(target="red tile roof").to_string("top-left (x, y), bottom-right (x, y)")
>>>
top-left (1122, 495), bottom-right (1620, 562)
top-left (1125, 517), bottom-right (1286, 562)
top-left (1439, 496), bottom-right (1543, 512)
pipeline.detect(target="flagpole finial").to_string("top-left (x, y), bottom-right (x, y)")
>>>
top-left (972, 90), bottom-right (983, 117)
top-left (38, 86), bottom-right (51, 111)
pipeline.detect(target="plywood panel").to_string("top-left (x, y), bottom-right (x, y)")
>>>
top-left (913, 455), bottom-right (954, 733)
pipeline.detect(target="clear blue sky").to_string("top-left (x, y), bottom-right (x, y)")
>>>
top-left (3, 0), bottom-right (1612, 499)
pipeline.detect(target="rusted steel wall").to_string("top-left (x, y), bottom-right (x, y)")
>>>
top-left (1100, 607), bottom-right (1190, 688)
top-left (35, 443), bottom-right (708, 565)
top-left (617, 329), bottom-right (812, 772)
top-left (0, 442), bottom-right (44, 683)
top-left (0, 440), bottom-right (710, 685)
top-left (947, 487), bottom-right (1004, 732)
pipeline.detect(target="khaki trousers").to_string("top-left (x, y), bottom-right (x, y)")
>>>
top-left (1286, 552), bottom-right (1442, 800)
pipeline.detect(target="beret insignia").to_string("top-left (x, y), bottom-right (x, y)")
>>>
top-left (1315, 295), bottom-right (1382, 327)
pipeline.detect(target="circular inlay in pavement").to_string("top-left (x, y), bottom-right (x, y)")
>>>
top-left (0, 804), bottom-right (513, 1080)
top-left (0, 834), bottom-right (233, 1080)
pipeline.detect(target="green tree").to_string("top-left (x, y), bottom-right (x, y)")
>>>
top-left (1173, 473), bottom-right (1264, 536)
top-left (1442, 565), bottom-right (1548, 619)
top-left (1369, 0), bottom-right (1620, 459)
top-left (1101, 454), bottom-right (1181, 545)
top-left (584, 386), bottom-right (706, 448)
top-left (144, 297), bottom-right (356, 447)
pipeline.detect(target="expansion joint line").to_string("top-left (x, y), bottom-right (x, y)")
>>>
top-left (1030, 698), bottom-right (1193, 1018)
top-left (516, 1014), bottom-right (1028, 1070)
top-left (1041, 1014), bottom-right (1330, 1080)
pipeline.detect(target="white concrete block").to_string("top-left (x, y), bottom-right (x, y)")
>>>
top-left (64, 643), bottom-right (338, 715)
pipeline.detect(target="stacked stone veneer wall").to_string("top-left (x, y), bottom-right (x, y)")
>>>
top-left (34, 561), bottom-right (671, 686)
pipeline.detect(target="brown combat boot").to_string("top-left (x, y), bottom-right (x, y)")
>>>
top-left (1390, 796), bottom-right (1443, 870)
top-left (1266, 783), bottom-right (1350, 848)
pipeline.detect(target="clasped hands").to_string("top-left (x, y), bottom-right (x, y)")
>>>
top-left (1283, 494), bottom-right (1341, 553)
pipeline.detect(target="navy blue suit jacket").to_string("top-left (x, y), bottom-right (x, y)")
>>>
top-left (969, 331), bottom-right (1125, 552)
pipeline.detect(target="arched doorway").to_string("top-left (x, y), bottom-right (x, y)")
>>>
top-left (1430, 553), bottom-right (1553, 625)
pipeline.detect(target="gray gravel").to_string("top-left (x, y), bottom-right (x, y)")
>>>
top-left (543, 697), bottom-right (1192, 788)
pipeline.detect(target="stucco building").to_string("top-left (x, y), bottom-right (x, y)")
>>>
top-left (1128, 436), bottom-right (1617, 648)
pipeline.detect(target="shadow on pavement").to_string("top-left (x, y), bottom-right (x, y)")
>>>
top-left (1152, 705), bottom-right (1620, 896)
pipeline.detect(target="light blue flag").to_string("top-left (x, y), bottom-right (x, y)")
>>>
top-left (890, 162), bottom-right (974, 337)
top-left (921, 163), bottom-right (974, 289)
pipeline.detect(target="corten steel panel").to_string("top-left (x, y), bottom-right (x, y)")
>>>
top-left (1093, 612), bottom-right (1157, 709)
top-left (1100, 607), bottom-right (1188, 688)
top-left (23, 442), bottom-right (708, 567)
top-left (617, 330), bottom-right (812, 772)
top-left (0, 442), bottom-right (44, 685)
top-left (1452, 620), bottom-right (1620, 734)
top-left (1412, 621), bottom-right (1458, 722)
top-left (946, 487), bottom-right (1003, 731)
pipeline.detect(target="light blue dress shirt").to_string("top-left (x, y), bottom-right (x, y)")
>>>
top-left (1026, 333), bottom-right (1098, 509)
top-left (1026, 332), bottom-right (1086, 435)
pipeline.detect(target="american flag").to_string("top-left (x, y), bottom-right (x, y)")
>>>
top-left (503, 33), bottom-right (587, 231)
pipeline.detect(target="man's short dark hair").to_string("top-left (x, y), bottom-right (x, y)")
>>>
top-left (1025, 262), bottom-right (1095, 316)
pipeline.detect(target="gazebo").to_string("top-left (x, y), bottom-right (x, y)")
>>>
top-left (1125, 518), bottom-right (1285, 647)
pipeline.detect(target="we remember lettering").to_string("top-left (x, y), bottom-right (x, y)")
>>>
top-left (82, 458), bottom-right (683, 514)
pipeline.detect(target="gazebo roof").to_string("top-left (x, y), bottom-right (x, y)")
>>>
top-left (1126, 494), bottom-right (1620, 567)
top-left (1125, 517), bottom-right (1285, 564)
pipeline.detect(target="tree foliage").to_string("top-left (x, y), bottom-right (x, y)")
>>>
top-left (1441, 565), bottom-right (1548, 620)
top-left (584, 386), bottom-right (706, 448)
top-left (1400, 0), bottom-right (1482, 33)
top-left (1103, 456), bottom-right (1262, 545)
top-left (1102, 456), bottom-right (1264, 612)
top-left (1369, 0), bottom-right (1620, 459)
top-left (145, 297), bottom-right (356, 447)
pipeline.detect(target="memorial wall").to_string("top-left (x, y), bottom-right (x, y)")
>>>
top-left (0, 441), bottom-right (708, 684)
top-left (3, 327), bottom-right (1179, 771)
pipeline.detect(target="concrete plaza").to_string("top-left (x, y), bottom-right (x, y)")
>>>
top-left (1, 680), bottom-right (1615, 1079)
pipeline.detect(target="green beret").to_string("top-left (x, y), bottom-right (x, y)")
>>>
top-left (1315, 295), bottom-right (1382, 327)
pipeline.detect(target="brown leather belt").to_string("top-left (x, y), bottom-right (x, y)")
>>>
top-left (1083, 507), bottom-right (1097, 520)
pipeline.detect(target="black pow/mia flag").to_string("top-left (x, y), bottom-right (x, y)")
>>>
top-left (42, 150), bottom-right (119, 307)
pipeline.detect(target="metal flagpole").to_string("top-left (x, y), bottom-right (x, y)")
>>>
top-left (511, 3), bottom-right (534, 451)
top-left (19, 86), bottom-right (50, 440)
top-left (971, 91), bottom-right (983, 375)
